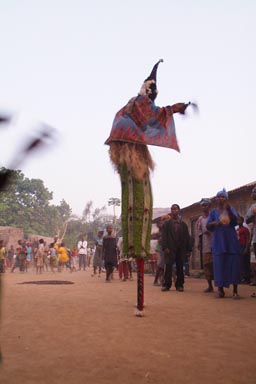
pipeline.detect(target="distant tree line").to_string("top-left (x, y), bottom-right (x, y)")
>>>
top-left (0, 167), bottom-right (120, 248)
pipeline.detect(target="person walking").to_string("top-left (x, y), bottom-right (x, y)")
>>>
top-left (161, 204), bottom-right (191, 292)
top-left (92, 230), bottom-right (104, 277)
top-left (77, 235), bottom-right (87, 271)
top-left (102, 225), bottom-right (118, 282)
top-left (206, 189), bottom-right (241, 299)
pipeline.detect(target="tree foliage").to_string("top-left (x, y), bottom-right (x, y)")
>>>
top-left (0, 168), bottom-right (121, 247)
top-left (0, 167), bottom-right (72, 237)
top-left (65, 202), bottom-right (120, 248)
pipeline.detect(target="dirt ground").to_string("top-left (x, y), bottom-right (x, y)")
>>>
top-left (0, 267), bottom-right (256, 384)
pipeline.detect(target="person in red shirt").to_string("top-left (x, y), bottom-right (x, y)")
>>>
top-left (71, 247), bottom-right (78, 271)
top-left (237, 215), bottom-right (251, 284)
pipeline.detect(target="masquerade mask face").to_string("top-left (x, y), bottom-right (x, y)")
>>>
top-left (139, 80), bottom-right (158, 101)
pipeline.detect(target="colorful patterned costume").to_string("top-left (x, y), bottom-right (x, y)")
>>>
top-left (105, 60), bottom-right (195, 314)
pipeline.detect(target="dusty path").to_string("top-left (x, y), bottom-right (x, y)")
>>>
top-left (1, 268), bottom-right (256, 384)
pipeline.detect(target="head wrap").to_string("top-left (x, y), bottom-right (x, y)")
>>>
top-left (199, 198), bottom-right (211, 206)
top-left (216, 188), bottom-right (228, 199)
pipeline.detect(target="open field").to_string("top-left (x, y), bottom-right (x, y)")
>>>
top-left (1, 268), bottom-right (256, 384)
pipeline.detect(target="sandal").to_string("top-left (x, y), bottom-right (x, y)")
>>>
top-left (232, 293), bottom-right (240, 300)
top-left (215, 291), bottom-right (225, 298)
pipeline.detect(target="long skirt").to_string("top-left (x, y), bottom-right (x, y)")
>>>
top-left (93, 246), bottom-right (102, 268)
top-left (213, 253), bottom-right (240, 288)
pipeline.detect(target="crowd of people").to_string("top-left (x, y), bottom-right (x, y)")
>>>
top-left (0, 185), bottom-right (255, 300)
top-left (151, 186), bottom-right (256, 299)
top-left (0, 237), bottom-right (95, 274)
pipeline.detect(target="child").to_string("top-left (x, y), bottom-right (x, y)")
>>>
top-left (48, 243), bottom-right (58, 272)
top-left (153, 242), bottom-right (165, 286)
top-left (70, 247), bottom-right (78, 272)
top-left (117, 237), bottom-right (128, 281)
top-left (0, 240), bottom-right (6, 273)
top-left (11, 247), bottom-right (21, 273)
top-left (58, 242), bottom-right (72, 272)
top-left (25, 241), bottom-right (32, 272)
top-left (153, 221), bottom-right (165, 286)
top-left (237, 215), bottom-right (251, 284)
top-left (35, 239), bottom-right (45, 274)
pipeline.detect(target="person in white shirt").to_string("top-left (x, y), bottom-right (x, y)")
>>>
top-left (77, 235), bottom-right (87, 271)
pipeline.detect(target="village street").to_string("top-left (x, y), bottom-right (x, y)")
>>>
top-left (1, 268), bottom-right (255, 384)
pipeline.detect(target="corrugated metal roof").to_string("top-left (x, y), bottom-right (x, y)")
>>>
top-left (153, 180), bottom-right (256, 220)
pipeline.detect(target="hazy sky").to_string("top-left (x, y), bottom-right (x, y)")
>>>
top-left (0, 0), bottom-right (255, 217)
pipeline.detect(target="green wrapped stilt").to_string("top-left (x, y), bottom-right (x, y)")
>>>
top-left (120, 164), bottom-right (152, 259)
top-left (120, 163), bottom-right (152, 314)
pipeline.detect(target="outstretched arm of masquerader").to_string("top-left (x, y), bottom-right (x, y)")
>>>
top-left (171, 102), bottom-right (199, 115)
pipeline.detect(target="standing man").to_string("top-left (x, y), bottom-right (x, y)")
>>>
top-left (77, 235), bottom-right (87, 271)
top-left (161, 204), bottom-right (191, 292)
top-left (196, 198), bottom-right (214, 292)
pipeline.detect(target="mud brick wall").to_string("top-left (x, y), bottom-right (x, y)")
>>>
top-left (0, 226), bottom-right (54, 249)
top-left (0, 226), bottom-right (24, 248)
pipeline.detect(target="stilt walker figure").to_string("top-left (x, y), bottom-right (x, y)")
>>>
top-left (105, 59), bottom-right (197, 316)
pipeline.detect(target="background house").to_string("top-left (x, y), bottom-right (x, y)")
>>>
top-left (153, 181), bottom-right (256, 269)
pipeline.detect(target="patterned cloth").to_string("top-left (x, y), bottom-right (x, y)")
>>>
top-left (105, 95), bottom-right (180, 151)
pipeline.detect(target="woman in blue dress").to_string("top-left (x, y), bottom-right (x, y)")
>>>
top-left (207, 189), bottom-right (241, 299)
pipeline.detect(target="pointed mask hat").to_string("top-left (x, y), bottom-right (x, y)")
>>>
top-left (139, 59), bottom-right (163, 101)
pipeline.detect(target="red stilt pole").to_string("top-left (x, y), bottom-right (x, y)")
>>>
top-left (136, 257), bottom-right (144, 316)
